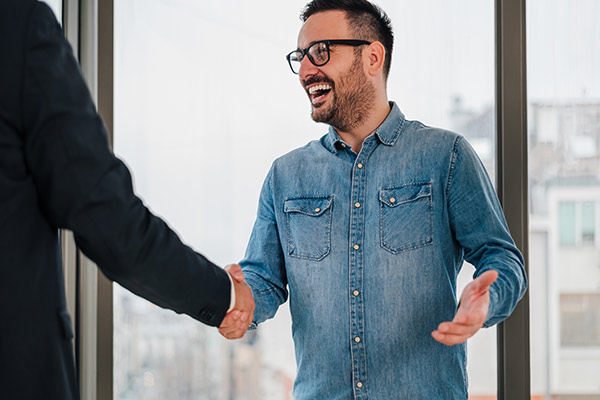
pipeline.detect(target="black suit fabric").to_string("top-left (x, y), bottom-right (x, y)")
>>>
top-left (0, 1), bottom-right (230, 398)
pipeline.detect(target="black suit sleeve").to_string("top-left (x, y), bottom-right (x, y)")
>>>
top-left (20, 2), bottom-right (230, 326)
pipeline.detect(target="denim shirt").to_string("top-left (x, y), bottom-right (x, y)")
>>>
top-left (241, 102), bottom-right (527, 400)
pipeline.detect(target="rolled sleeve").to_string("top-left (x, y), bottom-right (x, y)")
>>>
top-left (447, 136), bottom-right (527, 327)
top-left (240, 166), bottom-right (288, 325)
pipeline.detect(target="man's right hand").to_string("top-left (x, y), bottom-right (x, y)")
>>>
top-left (218, 264), bottom-right (255, 340)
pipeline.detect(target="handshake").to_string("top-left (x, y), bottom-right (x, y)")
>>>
top-left (219, 264), bottom-right (255, 340)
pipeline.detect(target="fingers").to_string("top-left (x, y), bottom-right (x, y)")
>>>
top-left (437, 321), bottom-right (478, 336)
top-left (432, 322), bottom-right (480, 345)
top-left (219, 310), bottom-right (251, 340)
top-left (431, 329), bottom-right (472, 346)
top-left (219, 323), bottom-right (248, 339)
top-left (225, 264), bottom-right (245, 283)
top-left (432, 319), bottom-right (483, 346)
top-left (218, 277), bottom-right (255, 341)
top-left (218, 323), bottom-right (249, 339)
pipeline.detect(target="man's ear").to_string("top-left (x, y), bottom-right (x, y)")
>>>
top-left (365, 41), bottom-right (385, 76)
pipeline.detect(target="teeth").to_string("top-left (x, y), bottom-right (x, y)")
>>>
top-left (308, 84), bottom-right (332, 95)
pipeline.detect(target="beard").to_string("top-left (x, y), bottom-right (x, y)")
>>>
top-left (309, 56), bottom-right (376, 132)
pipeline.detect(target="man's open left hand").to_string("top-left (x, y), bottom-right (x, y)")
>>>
top-left (432, 270), bottom-right (498, 346)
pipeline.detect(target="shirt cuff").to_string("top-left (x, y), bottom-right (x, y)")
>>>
top-left (483, 283), bottom-right (500, 328)
top-left (226, 270), bottom-right (235, 313)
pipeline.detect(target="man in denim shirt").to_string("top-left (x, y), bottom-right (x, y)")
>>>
top-left (219, 0), bottom-right (527, 398)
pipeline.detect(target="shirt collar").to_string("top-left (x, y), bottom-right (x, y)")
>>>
top-left (323, 102), bottom-right (406, 153)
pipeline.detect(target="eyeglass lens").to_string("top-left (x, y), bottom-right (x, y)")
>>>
top-left (289, 42), bottom-right (330, 74)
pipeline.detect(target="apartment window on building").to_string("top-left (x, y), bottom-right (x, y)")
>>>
top-left (560, 293), bottom-right (600, 347)
top-left (581, 202), bottom-right (596, 243)
top-left (558, 201), bottom-right (596, 246)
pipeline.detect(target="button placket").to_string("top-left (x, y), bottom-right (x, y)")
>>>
top-left (349, 142), bottom-right (376, 398)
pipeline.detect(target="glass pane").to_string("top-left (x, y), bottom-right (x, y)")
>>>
top-left (528, 0), bottom-right (600, 398)
top-left (114, 1), bottom-right (495, 398)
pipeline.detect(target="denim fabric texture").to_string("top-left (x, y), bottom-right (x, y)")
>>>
top-left (241, 102), bottom-right (527, 400)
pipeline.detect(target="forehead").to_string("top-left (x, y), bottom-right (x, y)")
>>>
top-left (297, 10), bottom-right (351, 49)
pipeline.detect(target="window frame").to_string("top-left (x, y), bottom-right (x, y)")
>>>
top-left (61, 0), bottom-right (114, 399)
top-left (493, 0), bottom-right (531, 398)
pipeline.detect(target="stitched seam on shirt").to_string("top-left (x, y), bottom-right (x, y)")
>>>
top-left (446, 136), bottom-right (462, 201)
top-left (284, 195), bottom-right (333, 260)
top-left (379, 183), bottom-right (434, 254)
top-left (265, 166), bottom-right (289, 293)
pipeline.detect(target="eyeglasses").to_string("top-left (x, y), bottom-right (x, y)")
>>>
top-left (286, 39), bottom-right (371, 74)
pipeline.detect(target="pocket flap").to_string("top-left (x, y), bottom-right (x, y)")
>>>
top-left (284, 196), bottom-right (333, 216)
top-left (379, 183), bottom-right (431, 207)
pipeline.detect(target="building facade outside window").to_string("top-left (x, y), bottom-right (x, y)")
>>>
top-left (528, 0), bottom-right (600, 398)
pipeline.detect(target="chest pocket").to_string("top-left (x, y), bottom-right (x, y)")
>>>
top-left (284, 196), bottom-right (333, 261)
top-left (379, 183), bottom-right (433, 254)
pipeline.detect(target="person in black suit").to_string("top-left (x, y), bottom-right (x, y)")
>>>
top-left (0, 0), bottom-right (254, 398)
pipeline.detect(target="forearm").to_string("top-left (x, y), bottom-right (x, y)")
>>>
top-left (23, 3), bottom-right (231, 326)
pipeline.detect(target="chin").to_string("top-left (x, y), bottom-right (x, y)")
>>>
top-left (311, 105), bottom-right (330, 123)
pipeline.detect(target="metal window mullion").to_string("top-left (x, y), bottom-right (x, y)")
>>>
top-left (78, 1), bottom-right (99, 398)
top-left (77, 0), bottom-right (114, 399)
top-left (495, 0), bottom-right (531, 399)
top-left (96, 0), bottom-right (114, 399)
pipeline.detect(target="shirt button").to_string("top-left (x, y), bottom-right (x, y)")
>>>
top-left (356, 382), bottom-right (363, 388)
top-left (357, 163), bottom-right (363, 169)
top-left (341, 143), bottom-right (347, 148)
top-left (354, 202), bottom-right (361, 208)
top-left (353, 244), bottom-right (360, 250)
top-left (315, 208), bottom-right (320, 212)
top-left (390, 197), bottom-right (396, 203)
top-left (354, 336), bottom-right (361, 343)
top-left (353, 290), bottom-right (359, 296)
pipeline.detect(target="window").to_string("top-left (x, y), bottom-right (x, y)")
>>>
top-left (528, 0), bottom-right (600, 397)
top-left (560, 293), bottom-right (600, 347)
top-left (581, 202), bottom-right (595, 243)
top-left (558, 201), bottom-right (596, 246)
top-left (114, 1), bottom-right (496, 398)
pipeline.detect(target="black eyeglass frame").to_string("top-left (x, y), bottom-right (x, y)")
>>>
top-left (286, 39), bottom-right (372, 74)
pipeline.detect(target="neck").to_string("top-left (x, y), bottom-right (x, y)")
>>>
top-left (336, 97), bottom-right (391, 153)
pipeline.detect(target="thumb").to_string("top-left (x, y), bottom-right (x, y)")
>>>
top-left (226, 264), bottom-right (245, 282)
top-left (474, 270), bottom-right (498, 293)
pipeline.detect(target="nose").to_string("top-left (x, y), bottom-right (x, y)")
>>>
top-left (299, 56), bottom-right (318, 81)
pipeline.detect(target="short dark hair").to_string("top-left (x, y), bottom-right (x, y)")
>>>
top-left (301, 0), bottom-right (394, 80)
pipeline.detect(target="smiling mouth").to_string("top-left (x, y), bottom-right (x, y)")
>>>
top-left (307, 83), bottom-right (332, 106)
